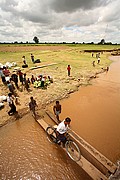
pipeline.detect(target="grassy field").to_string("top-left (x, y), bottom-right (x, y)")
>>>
top-left (0, 43), bottom-right (118, 73)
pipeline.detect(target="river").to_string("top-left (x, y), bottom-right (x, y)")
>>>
top-left (0, 56), bottom-right (120, 180)
top-left (59, 56), bottom-right (120, 163)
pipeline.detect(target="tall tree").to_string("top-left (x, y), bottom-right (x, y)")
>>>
top-left (100, 39), bottom-right (105, 44)
top-left (33, 36), bottom-right (39, 44)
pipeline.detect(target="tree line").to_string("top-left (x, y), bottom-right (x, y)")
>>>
top-left (0, 37), bottom-right (119, 45)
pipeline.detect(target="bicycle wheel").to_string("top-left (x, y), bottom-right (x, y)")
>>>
top-left (46, 126), bottom-right (57, 143)
top-left (65, 140), bottom-right (81, 161)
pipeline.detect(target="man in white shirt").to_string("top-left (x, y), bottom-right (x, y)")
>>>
top-left (7, 93), bottom-right (17, 116)
top-left (56, 117), bottom-right (71, 144)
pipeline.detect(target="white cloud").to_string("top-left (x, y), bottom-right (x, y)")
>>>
top-left (0, 0), bottom-right (119, 43)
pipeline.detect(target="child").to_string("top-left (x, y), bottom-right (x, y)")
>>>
top-left (67, 65), bottom-right (71, 76)
top-left (53, 101), bottom-right (61, 122)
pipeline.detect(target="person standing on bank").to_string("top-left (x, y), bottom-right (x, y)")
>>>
top-left (29, 96), bottom-right (38, 119)
top-left (0, 67), bottom-right (6, 84)
top-left (11, 71), bottom-right (19, 89)
top-left (67, 65), bottom-right (71, 76)
top-left (7, 93), bottom-right (17, 116)
top-left (53, 101), bottom-right (61, 122)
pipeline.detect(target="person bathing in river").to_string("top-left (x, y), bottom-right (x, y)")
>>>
top-left (53, 101), bottom-right (61, 122)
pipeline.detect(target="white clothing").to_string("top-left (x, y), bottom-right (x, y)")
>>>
top-left (57, 120), bottom-right (68, 134)
top-left (7, 96), bottom-right (13, 105)
top-left (5, 76), bottom-right (10, 81)
top-left (0, 70), bottom-right (4, 77)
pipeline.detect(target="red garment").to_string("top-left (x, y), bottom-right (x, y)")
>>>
top-left (67, 66), bottom-right (71, 71)
top-left (3, 69), bottom-right (10, 76)
top-left (18, 71), bottom-right (23, 76)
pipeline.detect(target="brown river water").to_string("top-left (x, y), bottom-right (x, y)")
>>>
top-left (0, 56), bottom-right (120, 180)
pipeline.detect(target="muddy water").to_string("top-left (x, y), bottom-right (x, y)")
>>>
top-left (0, 115), bottom-right (91, 179)
top-left (0, 56), bottom-right (120, 179)
top-left (59, 56), bottom-right (120, 163)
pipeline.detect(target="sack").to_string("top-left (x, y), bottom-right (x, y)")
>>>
top-left (34, 59), bottom-right (41, 63)
top-left (22, 64), bottom-right (28, 68)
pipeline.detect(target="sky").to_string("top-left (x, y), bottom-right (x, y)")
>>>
top-left (0, 0), bottom-right (120, 43)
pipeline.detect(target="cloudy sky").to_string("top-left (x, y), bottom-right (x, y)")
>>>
top-left (0, 0), bottom-right (120, 43)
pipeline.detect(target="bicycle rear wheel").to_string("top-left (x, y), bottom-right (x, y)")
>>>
top-left (65, 140), bottom-right (81, 161)
top-left (46, 126), bottom-right (57, 143)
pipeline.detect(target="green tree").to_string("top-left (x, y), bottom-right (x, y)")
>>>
top-left (99, 39), bottom-right (105, 45)
top-left (33, 36), bottom-right (39, 44)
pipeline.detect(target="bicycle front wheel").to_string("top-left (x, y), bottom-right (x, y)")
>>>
top-left (65, 140), bottom-right (81, 162)
top-left (46, 126), bottom-right (57, 144)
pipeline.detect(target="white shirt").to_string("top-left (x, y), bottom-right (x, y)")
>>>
top-left (57, 120), bottom-right (69, 134)
top-left (7, 96), bottom-right (13, 105)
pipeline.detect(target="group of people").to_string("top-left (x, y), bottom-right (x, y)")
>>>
top-left (0, 66), bottom-right (55, 119)
top-left (22, 54), bottom-right (35, 66)
top-left (7, 92), bottom-right (37, 119)
top-left (0, 61), bottom-right (72, 147)
top-left (33, 75), bottom-right (53, 89)
top-left (92, 52), bottom-right (101, 67)
top-left (53, 100), bottom-right (71, 146)
top-left (22, 54), bottom-right (41, 67)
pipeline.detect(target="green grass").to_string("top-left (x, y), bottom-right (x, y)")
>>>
top-left (0, 44), bottom-right (116, 75)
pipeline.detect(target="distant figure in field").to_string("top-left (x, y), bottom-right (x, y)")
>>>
top-left (53, 101), bottom-right (61, 122)
top-left (92, 60), bottom-right (95, 67)
top-left (22, 56), bottom-right (27, 65)
top-left (67, 65), bottom-right (71, 76)
top-left (29, 96), bottom-right (38, 119)
top-left (92, 52), bottom-right (94, 57)
top-left (97, 57), bottom-right (100, 64)
top-left (31, 54), bottom-right (34, 63)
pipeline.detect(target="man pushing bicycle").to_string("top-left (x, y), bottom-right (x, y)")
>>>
top-left (56, 117), bottom-right (71, 145)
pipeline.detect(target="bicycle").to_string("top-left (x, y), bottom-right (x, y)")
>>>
top-left (46, 126), bottom-right (81, 162)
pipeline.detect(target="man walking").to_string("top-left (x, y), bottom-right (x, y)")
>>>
top-left (7, 93), bottom-right (17, 116)
top-left (29, 96), bottom-right (38, 119)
